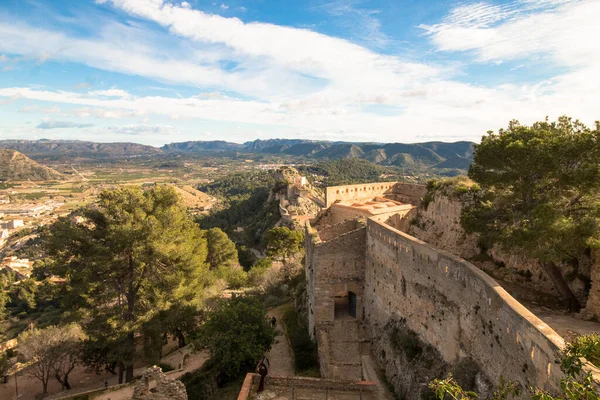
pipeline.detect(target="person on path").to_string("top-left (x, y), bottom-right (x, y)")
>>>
top-left (256, 356), bottom-right (270, 393)
top-left (271, 316), bottom-right (277, 328)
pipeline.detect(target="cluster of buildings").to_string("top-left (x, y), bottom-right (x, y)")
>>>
top-left (1, 256), bottom-right (33, 279)
top-left (0, 217), bottom-right (24, 249)
top-left (0, 201), bottom-right (63, 217)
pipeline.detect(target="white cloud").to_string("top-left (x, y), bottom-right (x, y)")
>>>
top-left (36, 120), bottom-right (94, 129)
top-left (19, 105), bottom-right (61, 113)
top-left (107, 124), bottom-right (177, 135)
top-left (315, 1), bottom-right (390, 47)
top-left (0, 0), bottom-right (599, 144)
top-left (88, 88), bottom-right (130, 98)
top-left (420, 0), bottom-right (596, 68)
top-left (220, 3), bottom-right (228, 10)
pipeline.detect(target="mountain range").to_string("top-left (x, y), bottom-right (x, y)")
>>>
top-left (0, 139), bottom-right (475, 170)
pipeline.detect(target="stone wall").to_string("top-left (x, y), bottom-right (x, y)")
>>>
top-left (325, 182), bottom-right (396, 207)
top-left (305, 219), bottom-right (366, 338)
top-left (364, 218), bottom-right (566, 396)
top-left (324, 182), bottom-right (426, 208)
top-left (390, 183), bottom-right (427, 205)
top-left (409, 191), bottom-right (591, 307)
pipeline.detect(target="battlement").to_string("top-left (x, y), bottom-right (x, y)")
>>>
top-left (325, 182), bottom-right (426, 207)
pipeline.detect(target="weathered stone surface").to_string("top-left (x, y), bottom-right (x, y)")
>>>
top-left (132, 366), bottom-right (187, 400)
top-left (302, 182), bottom-right (591, 399)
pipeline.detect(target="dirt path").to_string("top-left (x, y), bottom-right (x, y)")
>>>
top-left (266, 305), bottom-right (295, 377)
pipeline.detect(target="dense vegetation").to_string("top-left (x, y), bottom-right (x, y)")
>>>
top-left (463, 117), bottom-right (600, 311)
top-left (297, 158), bottom-right (393, 187)
top-left (43, 186), bottom-right (213, 382)
top-left (198, 171), bottom-right (281, 246)
top-left (282, 305), bottom-right (319, 375)
top-left (181, 297), bottom-right (276, 399)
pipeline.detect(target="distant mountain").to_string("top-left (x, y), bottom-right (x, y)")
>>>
top-left (2, 138), bottom-right (475, 171)
top-left (0, 149), bottom-right (64, 181)
top-left (160, 138), bottom-right (475, 170)
top-left (0, 139), bottom-right (161, 156)
top-left (161, 140), bottom-right (243, 152)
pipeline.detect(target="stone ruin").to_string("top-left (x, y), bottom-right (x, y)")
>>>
top-left (132, 366), bottom-right (188, 400)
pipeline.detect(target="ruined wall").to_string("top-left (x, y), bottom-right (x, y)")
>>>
top-left (305, 220), bottom-right (366, 337)
top-left (390, 183), bottom-right (427, 205)
top-left (325, 182), bottom-right (396, 207)
top-left (364, 219), bottom-right (566, 396)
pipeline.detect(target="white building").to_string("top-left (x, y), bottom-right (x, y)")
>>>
top-left (0, 219), bottom-right (24, 230)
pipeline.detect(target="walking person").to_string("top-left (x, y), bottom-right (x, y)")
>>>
top-left (256, 355), bottom-right (270, 393)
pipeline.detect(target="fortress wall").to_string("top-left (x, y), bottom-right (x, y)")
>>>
top-left (364, 218), bottom-right (565, 393)
top-left (305, 221), bottom-right (366, 337)
top-left (325, 182), bottom-right (396, 207)
top-left (390, 183), bottom-right (427, 205)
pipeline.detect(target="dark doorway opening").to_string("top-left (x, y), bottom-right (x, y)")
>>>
top-left (334, 291), bottom-right (357, 320)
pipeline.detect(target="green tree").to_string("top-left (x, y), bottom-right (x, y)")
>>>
top-left (9, 278), bottom-right (37, 312)
top-left (18, 324), bottom-right (85, 394)
top-left (0, 353), bottom-right (12, 379)
top-left (206, 227), bottom-right (238, 270)
top-left (45, 185), bottom-right (210, 382)
top-left (194, 296), bottom-right (276, 382)
top-left (263, 227), bottom-right (304, 262)
top-left (464, 117), bottom-right (600, 311)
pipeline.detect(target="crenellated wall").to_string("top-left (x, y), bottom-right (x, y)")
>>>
top-left (364, 218), bottom-right (566, 394)
top-left (325, 182), bottom-right (427, 208)
top-left (325, 182), bottom-right (396, 207)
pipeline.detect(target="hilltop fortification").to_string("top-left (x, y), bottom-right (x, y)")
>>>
top-left (304, 181), bottom-right (598, 398)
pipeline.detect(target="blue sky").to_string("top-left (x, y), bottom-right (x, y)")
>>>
top-left (0, 0), bottom-right (598, 146)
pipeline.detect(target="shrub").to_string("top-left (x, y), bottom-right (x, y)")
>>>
top-left (282, 306), bottom-right (319, 373)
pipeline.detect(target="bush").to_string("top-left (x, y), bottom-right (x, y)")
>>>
top-left (282, 306), bottom-right (319, 374)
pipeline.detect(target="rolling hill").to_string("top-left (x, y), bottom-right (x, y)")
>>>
top-left (0, 139), bottom-right (161, 157)
top-left (0, 149), bottom-right (64, 181)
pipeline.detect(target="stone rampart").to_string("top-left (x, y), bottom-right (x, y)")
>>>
top-left (365, 218), bottom-right (566, 394)
top-left (390, 183), bottom-right (427, 205)
top-left (325, 182), bottom-right (396, 207)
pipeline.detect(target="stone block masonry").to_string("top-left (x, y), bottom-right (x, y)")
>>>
top-left (365, 218), bottom-right (566, 394)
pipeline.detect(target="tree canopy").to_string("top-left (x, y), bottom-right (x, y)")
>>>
top-left (44, 185), bottom-right (210, 381)
top-left (194, 296), bottom-right (276, 382)
top-left (463, 117), bottom-right (600, 310)
top-left (206, 227), bottom-right (238, 270)
top-left (263, 226), bottom-right (304, 261)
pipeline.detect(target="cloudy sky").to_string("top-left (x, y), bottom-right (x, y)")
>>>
top-left (0, 0), bottom-right (598, 146)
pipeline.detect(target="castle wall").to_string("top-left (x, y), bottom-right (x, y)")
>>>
top-left (390, 183), bottom-right (427, 205)
top-left (305, 220), bottom-right (366, 338)
top-left (325, 182), bottom-right (396, 207)
top-left (364, 218), bottom-right (566, 394)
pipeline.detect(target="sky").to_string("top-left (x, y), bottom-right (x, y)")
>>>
top-left (0, 0), bottom-right (598, 146)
